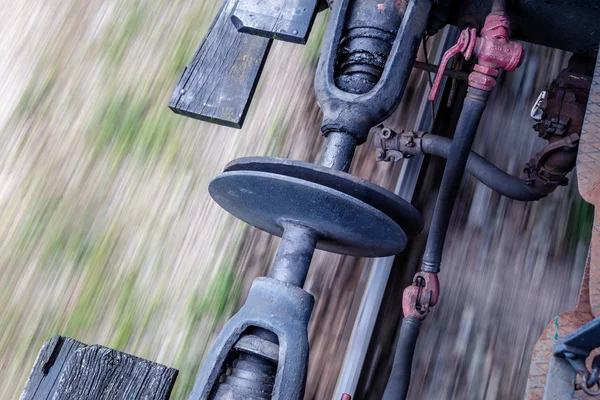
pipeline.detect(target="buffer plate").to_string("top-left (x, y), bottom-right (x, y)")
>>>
top-left (224, 157), bottom-right (423, 238)
top-left (210, 157), bottom-right (424, 257)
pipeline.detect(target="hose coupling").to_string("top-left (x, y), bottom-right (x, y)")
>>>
top-left (402, 271), bottom-right (439, 320)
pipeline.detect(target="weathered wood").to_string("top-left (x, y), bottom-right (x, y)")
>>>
top-left (169, 0), bottom-right (272, 128)
top-left (21, 336), bottom-right (178, 400)
top-left (232, 0), bottom-right (321, 44)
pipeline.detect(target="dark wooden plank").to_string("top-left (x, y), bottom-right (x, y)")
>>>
top-left (169, 0), bottom-right (272, 128)
top-left (232, 0), bottom-right (321, 44)
top-left (21, 336), bottom-right (178, 400)
top-left (22, 336), bottom-right (86, 400)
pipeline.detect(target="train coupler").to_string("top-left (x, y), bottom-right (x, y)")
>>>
top-left (189, 277), bottom-right (314, 400)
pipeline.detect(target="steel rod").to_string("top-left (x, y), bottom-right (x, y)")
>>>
top-left (413, 61), bottom-right (470, 81)
top-left (319, 131), bottom-right (357, 172)
top-left (270, 225), bottom-right (318, 287)
top-left (270, 128), bottom-right (358, 288)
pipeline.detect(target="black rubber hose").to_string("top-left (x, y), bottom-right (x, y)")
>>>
top-left (419, 135), bottom-right (543, 201)
top-left (422, 88), bottom-right (490, 273)
top-left (382, 317), bottom-right (422, 400)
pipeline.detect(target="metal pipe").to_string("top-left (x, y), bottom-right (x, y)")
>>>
top-left (491, 0), bottom-right (507, 14)
top-left (413, 61), bottom-right (470, 81)
top-left (381, 88), bottom-right (491, 400)
top-left (332, 27), bottom-right (460, 400)
top-left (419, 134), bottom-right (543, 201)
top-left (319, 131), bottom-right (357, 172)
top-left (422, 87), bottom-right (491, 273)
top-left (381, 317), bottom-right (421, 400)
top-left (270, 225), bottom-right (318, 287)
top-left (273, 129), bottom-right (356, 287)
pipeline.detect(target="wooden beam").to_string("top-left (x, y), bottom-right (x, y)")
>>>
top-left (232, 0), bottom-right (321, 44)
top-left (169, 0), bottom-right (272, 128)
top-left (22, 336), bottom-right (178, 399)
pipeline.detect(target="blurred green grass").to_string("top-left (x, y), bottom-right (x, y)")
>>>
top-left (0, 1), bottom-right (328, 398)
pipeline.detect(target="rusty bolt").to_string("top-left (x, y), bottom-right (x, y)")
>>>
top-left (381, 127), bottom-right (393, 139)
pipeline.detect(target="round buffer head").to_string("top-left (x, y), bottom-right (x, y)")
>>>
top-left (209, 157), bottom-right (423, 257)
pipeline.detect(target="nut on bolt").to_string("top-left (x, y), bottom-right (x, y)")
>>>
top-left (468, 72), bottom-right (497, 91)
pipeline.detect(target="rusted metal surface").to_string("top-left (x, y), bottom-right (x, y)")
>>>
top-left (526, 257), bottom-right (595, 400)
top-left (524, 57), bottom-right (594, 197)
top-left (526, 52), bottom-right (600, 400)
top-left (578, 52), bottom-right (600, 319)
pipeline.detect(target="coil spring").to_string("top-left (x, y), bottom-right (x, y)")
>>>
top-left (335, 27), bottom-right (396, 94)
top-left (210, 328), bottom-right (279, 400)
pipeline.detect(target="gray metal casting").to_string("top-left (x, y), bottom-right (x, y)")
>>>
top-left (188, 0), bottom-right (430, 397)
top-left (187, 278), bottom-right (314, 400)
top-left (555, 317), bottom-right (600, 359)
top-left (543, 355), bottom-right (577, 400)
top-left (222, 157), bottom-right (423, 239)
top-left (543, 318), bottom-right (600, 398)
top-left (315, 0), bottom-right (432, 144)
top-left (209, 169), bottom-right (409, 257)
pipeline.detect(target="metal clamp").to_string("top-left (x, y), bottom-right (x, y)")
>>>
top-left (566, 354), bottom-right (600, 396)
top-left (373, 126), bottom-right (426, 162)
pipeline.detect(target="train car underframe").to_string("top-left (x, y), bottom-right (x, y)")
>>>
top-left (21, 0), bottom-right (600, 399)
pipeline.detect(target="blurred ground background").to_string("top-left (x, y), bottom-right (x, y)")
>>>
top-left (0, 1), bottom-right (594, 399)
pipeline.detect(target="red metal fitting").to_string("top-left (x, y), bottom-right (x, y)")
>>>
top-left (428, 12), bottom-right (523, 101)
top-left (402, 272), bottom-right (440, 320)
top-left (468, 71), bottom-right (497, 91)
top-left (341, 394), bottom-right (352, 400)
top-left (428, 28), bottom-right (476, 101)
top-left (474, 14), bottom-right (523, 73)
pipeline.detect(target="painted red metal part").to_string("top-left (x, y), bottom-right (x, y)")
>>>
top-left (428, 28), bottom-right (476, 101)
top-left (402, 271), bottom-right (440, 320)
top-left (428, 12), bottom-right (524, 101)
top-left (340, 394), bottom-right (352, 400)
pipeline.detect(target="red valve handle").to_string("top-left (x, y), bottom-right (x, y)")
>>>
top-left (428, 28), bottom-right (476, 102)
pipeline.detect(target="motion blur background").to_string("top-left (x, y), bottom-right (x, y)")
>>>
top-left (0, 1), bottom-right (593, 399)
